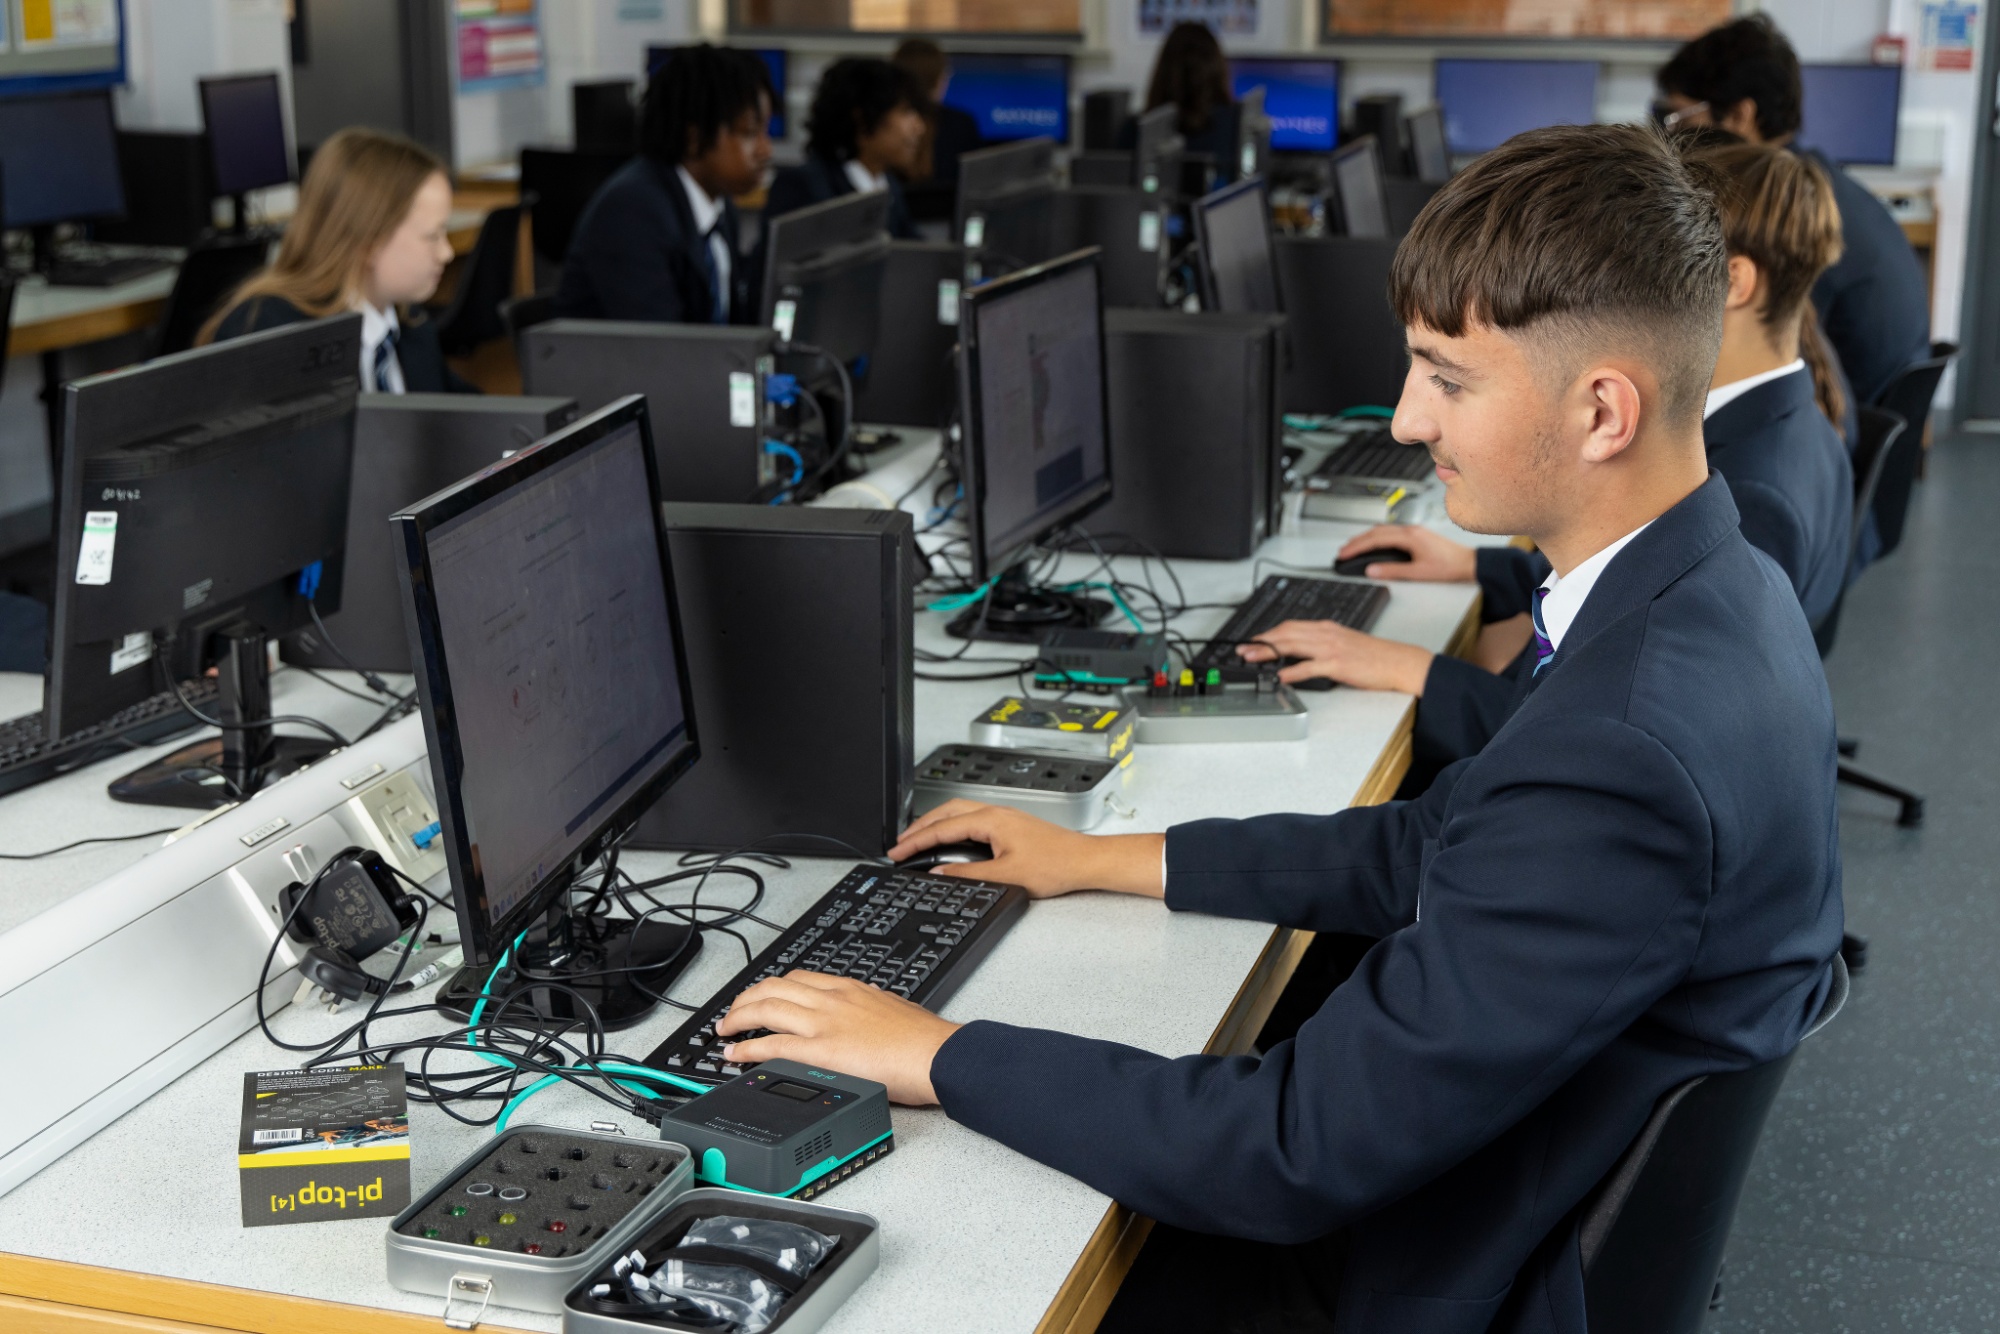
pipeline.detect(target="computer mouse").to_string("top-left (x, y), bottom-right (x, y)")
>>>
top-left (1333, 547), bottom-right (1413, 579)
top-left (897, 839), bottom-right (995, 872)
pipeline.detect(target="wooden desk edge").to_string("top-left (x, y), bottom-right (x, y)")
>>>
top-left (10, 299), bottom-right (169, 358)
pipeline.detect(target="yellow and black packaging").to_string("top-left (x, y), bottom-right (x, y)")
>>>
top-left (239, 1064), bottom-right (410, 1227)
top-left (969, 696), bottom-right (1136, 760)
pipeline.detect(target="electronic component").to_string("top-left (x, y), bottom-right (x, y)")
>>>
top-left (342, 766), bottom-right (449, 885)
top-left (970, 696), bottom-right (1134, 760)
top-left (912, 744), bottom-right (1130, 831)
top-left (1032, 628), bottom-right (1167, 692)
top-left (1125, 673), bottom-right (1311, 744)
top-left (241, 1064), bottom-right (408, 1228)
top-left (1302, 477), bottom-right (1417, 525)
top-left (640, 865), bottom-right (1028, 1085)
top-left (388, 1126), bottom-right (694, 1314)
top-left (1188, 575), bottom-right (1389, 684)
top-left (659, 1060), bottom-right (893, 1200)
top-left (1332, 547), bottom-right (1413, 579)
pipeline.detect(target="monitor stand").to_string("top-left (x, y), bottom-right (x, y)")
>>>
top-left (945, 563), bottom-right (1111, 645)
top-left (109, 626), bottom-right (335, 809)
top-left (435, 902), bottom-right (702, 1033)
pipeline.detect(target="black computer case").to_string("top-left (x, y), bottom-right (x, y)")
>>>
top-left (1083, 309), bottom-right (1285, 560)
top-left (95, 130), bottom-right (213, 247)
top-left (522, 320), bottom-right (778, 504)
top-left (854, 240), bottom-right (964, 430)
top-left (284, 392), bottom-right (580, 674)
top-left (1274, 236), bottom-right (1406, 415)
top-left (627, 504), bottom-right (916, 857)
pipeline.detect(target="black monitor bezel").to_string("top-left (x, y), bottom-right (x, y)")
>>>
top-left (0, 87), bottom-right (126, 229)
top-left (956, 247), bottom-right (1114, 583)
top-left (1330, 134), bottom-right (1389, 238)
top-left (1194, 175), bottom-right (1284, 316)
top-left (757, 188), bottom-right (894, 328)
top-left (392, 395), bottom-right (702, 968)
top-left (198, 71), bottom-right (293, 196)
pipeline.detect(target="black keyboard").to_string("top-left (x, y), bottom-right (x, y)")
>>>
top-left (1190, 574), bottom-right (1390, 679)
top-left (1309, 429), bottom-right (1436, 484)
top-left (0, 684), bottom-right (215, 798)
top-left (641, 864), bottom-right (1028, 1087)
top-left (42, 255), bottom-right (174, 288)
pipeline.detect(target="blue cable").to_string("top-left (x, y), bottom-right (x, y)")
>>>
top-left (763, 440), bottom-right (804, 485)
top-left (927, 573), bottom-right (998, 613)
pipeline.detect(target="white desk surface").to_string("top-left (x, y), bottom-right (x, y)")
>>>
top-left (13, 266), bottom-right (180, 331)
top-left (0, 463), bottom-right (1493, 1332)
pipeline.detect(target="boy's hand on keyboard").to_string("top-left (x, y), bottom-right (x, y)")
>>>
top-left (891, 801), bottom-right (1166, 900)
top-left (1337, 525), bottom-right (1477, 582)
top-left (1237, 622), bottom-right (1435, 696)
top-left (718, 972), bottom-right (957, 1105)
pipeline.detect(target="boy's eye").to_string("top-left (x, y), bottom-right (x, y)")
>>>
top-left (1428, 373), bottom-right (1460, 396)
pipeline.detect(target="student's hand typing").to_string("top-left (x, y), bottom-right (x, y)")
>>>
top-left (1337, 525), bottom-right (1478, 582)
top-left (888, 801), bottom-right (1166, 900)
top-left (1237, 621), bottom-right (1435, 695)
top-left (718, 971), bottom-right (954, 1106)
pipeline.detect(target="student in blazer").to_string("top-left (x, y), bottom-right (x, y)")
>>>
top-left (765, 57), bottom-right (924, 241)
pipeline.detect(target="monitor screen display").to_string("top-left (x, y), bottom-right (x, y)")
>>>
top-left (0, 89), bottom-right (124, 228)
top-left (1198, 180), bottom-right (1280, 315)
top-left (1435, 59), bottom-right (1598, 155)
top-left (944, 53), bottom-right (1070, 144)
top-left (969, 258), bottom-right (1110, 567)
top-left (201, 73), bottom-right (292, 196)
top-left (1230, 58), bottom-right (1337, 153)
top-left (646, 45), bottom-right (788, 139)
top-left (420, 420), bottom-right (694, 931)
top-left (1796, 63), bottom-right (1900, 166)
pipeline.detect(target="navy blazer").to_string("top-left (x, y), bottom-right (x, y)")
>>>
top-left (1420, 374), bottom-right (1852, 768)
top-left (1806, 148), bottom-right (1930, 406)
top-left (764, 152), bottom-right (919, 240)
top-left (932, 474), bottom-right (1843, 1333)
top-left (210, 295), bottom-right (474, 394)
top-left (554, 157), bottom-right (751, 325)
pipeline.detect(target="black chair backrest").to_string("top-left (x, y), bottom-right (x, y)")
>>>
top-left (1578, 955), bottom-right (1848, 1334)
top-left (434, 200), bottom-right (526, 356)
top-left (1868, 340), bottom-right (1955, 558)
top-left (519, 146), bottom-right (630, 268)
top-left (1815, 406), bottom-right (1906, 656)
top-left (154, 235), bottom-right (272, 358)
top-left (500, 292), bottom-right (558, 361)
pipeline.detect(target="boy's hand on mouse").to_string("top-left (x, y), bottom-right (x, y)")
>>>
top-left (1337, 525), bottom-right (1477, 583)
top-left (1237, 621), bottom-right (1435, 695)
top-left (890, 802), bottom-right (1164, 900)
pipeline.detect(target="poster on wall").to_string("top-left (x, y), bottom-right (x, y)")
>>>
top-left (1325, 0), bottom-right (1728, 39)
top-left (1140, 0), bottom-right (1258, 35)
top-left (1917, 1), bottom-right (1977, 71)
top-left (456, 0), bottom-right (544, 92)
top-left (18, 0), bottom-right (118, 48)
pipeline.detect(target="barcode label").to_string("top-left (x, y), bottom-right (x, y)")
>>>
top-left (252, 1128), bottom-right (303, 1145)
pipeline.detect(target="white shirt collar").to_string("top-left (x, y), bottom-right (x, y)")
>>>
top-left (356, 300), bottom-right (402, 393)
top-left (842, 159), bottom-right (889, 195)
top-left (676, 165), bottom-right (725, 236)
top-left (1537, 522), bottom-right (1654, 653)
top-left (1705, 359), bottom-right (1805, 419)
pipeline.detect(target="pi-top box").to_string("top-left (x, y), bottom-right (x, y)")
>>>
top-left (969, 696), bottom-right (1134, 760)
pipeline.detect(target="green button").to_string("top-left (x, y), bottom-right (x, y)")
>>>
top-left (447, 1205), bottom-right (468, 1217)
top-left (1205, 668), bottom-right (1221, 685)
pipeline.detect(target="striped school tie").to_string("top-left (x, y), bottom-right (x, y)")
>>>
top-left (1531, 586), bottom-right (1556, 676)
top-left (373, 327), bottom-right (399, 392)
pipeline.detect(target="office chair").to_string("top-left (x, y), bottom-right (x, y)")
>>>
top-left (150, 235), bottom-right (271, 358)
top-left (519, 146), bottom-right (630, 273)
top-left (434, 198), bottom-right (530, 357)
top-left (500, 292), bottom-right (558, 364)
top-left (1579, 954), bottom-right (1849, 1334)
top-left (1867, 341), bottom-right (1956, 559)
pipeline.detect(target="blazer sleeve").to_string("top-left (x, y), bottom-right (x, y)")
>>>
top-left (1475, 546), bottom-right (1550, 623)
top-left (1727, 477), bottom-right (1812, 603)
top-left (930, 712), bottom-right (1714, 1244)
top-left (1411, 652), bottom-right (1521, 767)
top-left (567, 182), bottom-right (695, 324)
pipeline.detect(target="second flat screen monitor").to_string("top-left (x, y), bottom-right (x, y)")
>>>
top-left (1230, 58), bottom-right (1337, 153)
top-left (1435, 59), bottom-right (1598, 156)
top-left (944, 53), bottom-right (1070, 144)
top-left (1197, 179), bottom-right (1281, 316)
top-left (1796, 63), bottom-right (1901, 166)
top-left (200, 72), bottom-right (292, 196)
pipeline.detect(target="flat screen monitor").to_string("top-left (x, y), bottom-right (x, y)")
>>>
top-left (1407, 105), bottom-right (1450, 183)
top-left (1233, 85), bottom-right (1271, 183)
top-left (647, 44), bottom-right (788, 139)
top-left (759, 189), bottom-right (892, 382)
top-left (1796, 63), bottom-right (1901, 166)
top-left (943, 52), bottom-right (1070, 144)
top-left (1134, 103), bottom-right (1182, 194)
top-left (395, 396), bottom-right (699, 982)
top-left (956, 137), bottom-right (1060, 264)
top-left (0, 89), bottom-right (124, 229)
top-left (1230, 57), bottom-right (1338, 153)
top-left (1435, 59), bottom-right (1599, 155)
top-left (1195, 177), bottom-right (1281, 316)
top-left (1332, 135), bottom-right (1389, 238)
top-left (957, 249), bottom-right (1113, 581)
top-left (199, 72), bottom-right (292, 197)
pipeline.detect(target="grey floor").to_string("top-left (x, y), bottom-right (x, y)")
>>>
top-left (1713, 431), bottom-right (2000, 1331)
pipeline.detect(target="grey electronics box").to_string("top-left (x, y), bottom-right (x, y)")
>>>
top-left (625, 504), bottom-right (916, 858)
top-left (284, 393), bottom-right (580, 675)
top-left (1123, 683), bottom-right (1311, 744)
top-left (911, 743), bottom-right (1131, 830)
top-left (523, 320), bottom-right (779, 504)
top-left (386, 1126), bottom-right (694, 1315)
top-left (561, 1188), bottom-right (881, 1334)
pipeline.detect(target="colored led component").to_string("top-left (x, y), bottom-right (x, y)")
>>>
top-left (472, 1234), bottom-right (491, 1247)
top-left (547, 1220), bottom-right (568, 1234)
top-left (1178, 669), bottom-right (1194, 688)
top-left (498, 1211), bottom-right (519, 1226)
top-left (422, 1227), bottom-right (442, 1239)
top-left (1205, 668), bottom-right (1221, 687)
top-left (446, 1204), bottom-right (468, 1217)
top-left (523, 1242), bottom-right (544, 1255)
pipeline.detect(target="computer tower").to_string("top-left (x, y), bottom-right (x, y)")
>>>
top-left (627, 504), bottom-right (916, 857)
top-left (572, 79), bottom-right (637, 155)
top-left (1082, 89), bottom-right (1131, 151)
top-left (856, 240), bottom-right (964, 429)
top-left (522, 320), bottom-right (778, 504)
top-left (1055, 187), bottom-right (1164, 309)
top-left (284, 393), bottom-right (580, 675)
top-left (1083, 309), bottom-right (1285, 560)
top-left (1352, 94), bottom-right (1407, 175)
top-left (1069, 151), bottom-right (1133, 189)
top-left (1274, 236), bottom-right (1406, 415)
top-left (94, 130), bottom-right (212, 247)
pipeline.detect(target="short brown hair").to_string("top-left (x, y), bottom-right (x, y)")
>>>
top-left (1390, 122), bottom-right (1729, 429)
top-left (1684, 139), bottom-right (1846, 426)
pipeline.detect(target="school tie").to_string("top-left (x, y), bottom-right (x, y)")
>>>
top-left (699, 224), bottom-right (726, 324)
top-left (1530, 586), bottom-right (1556, 676)
top-left (373, 327), bottom-right (399, 392)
